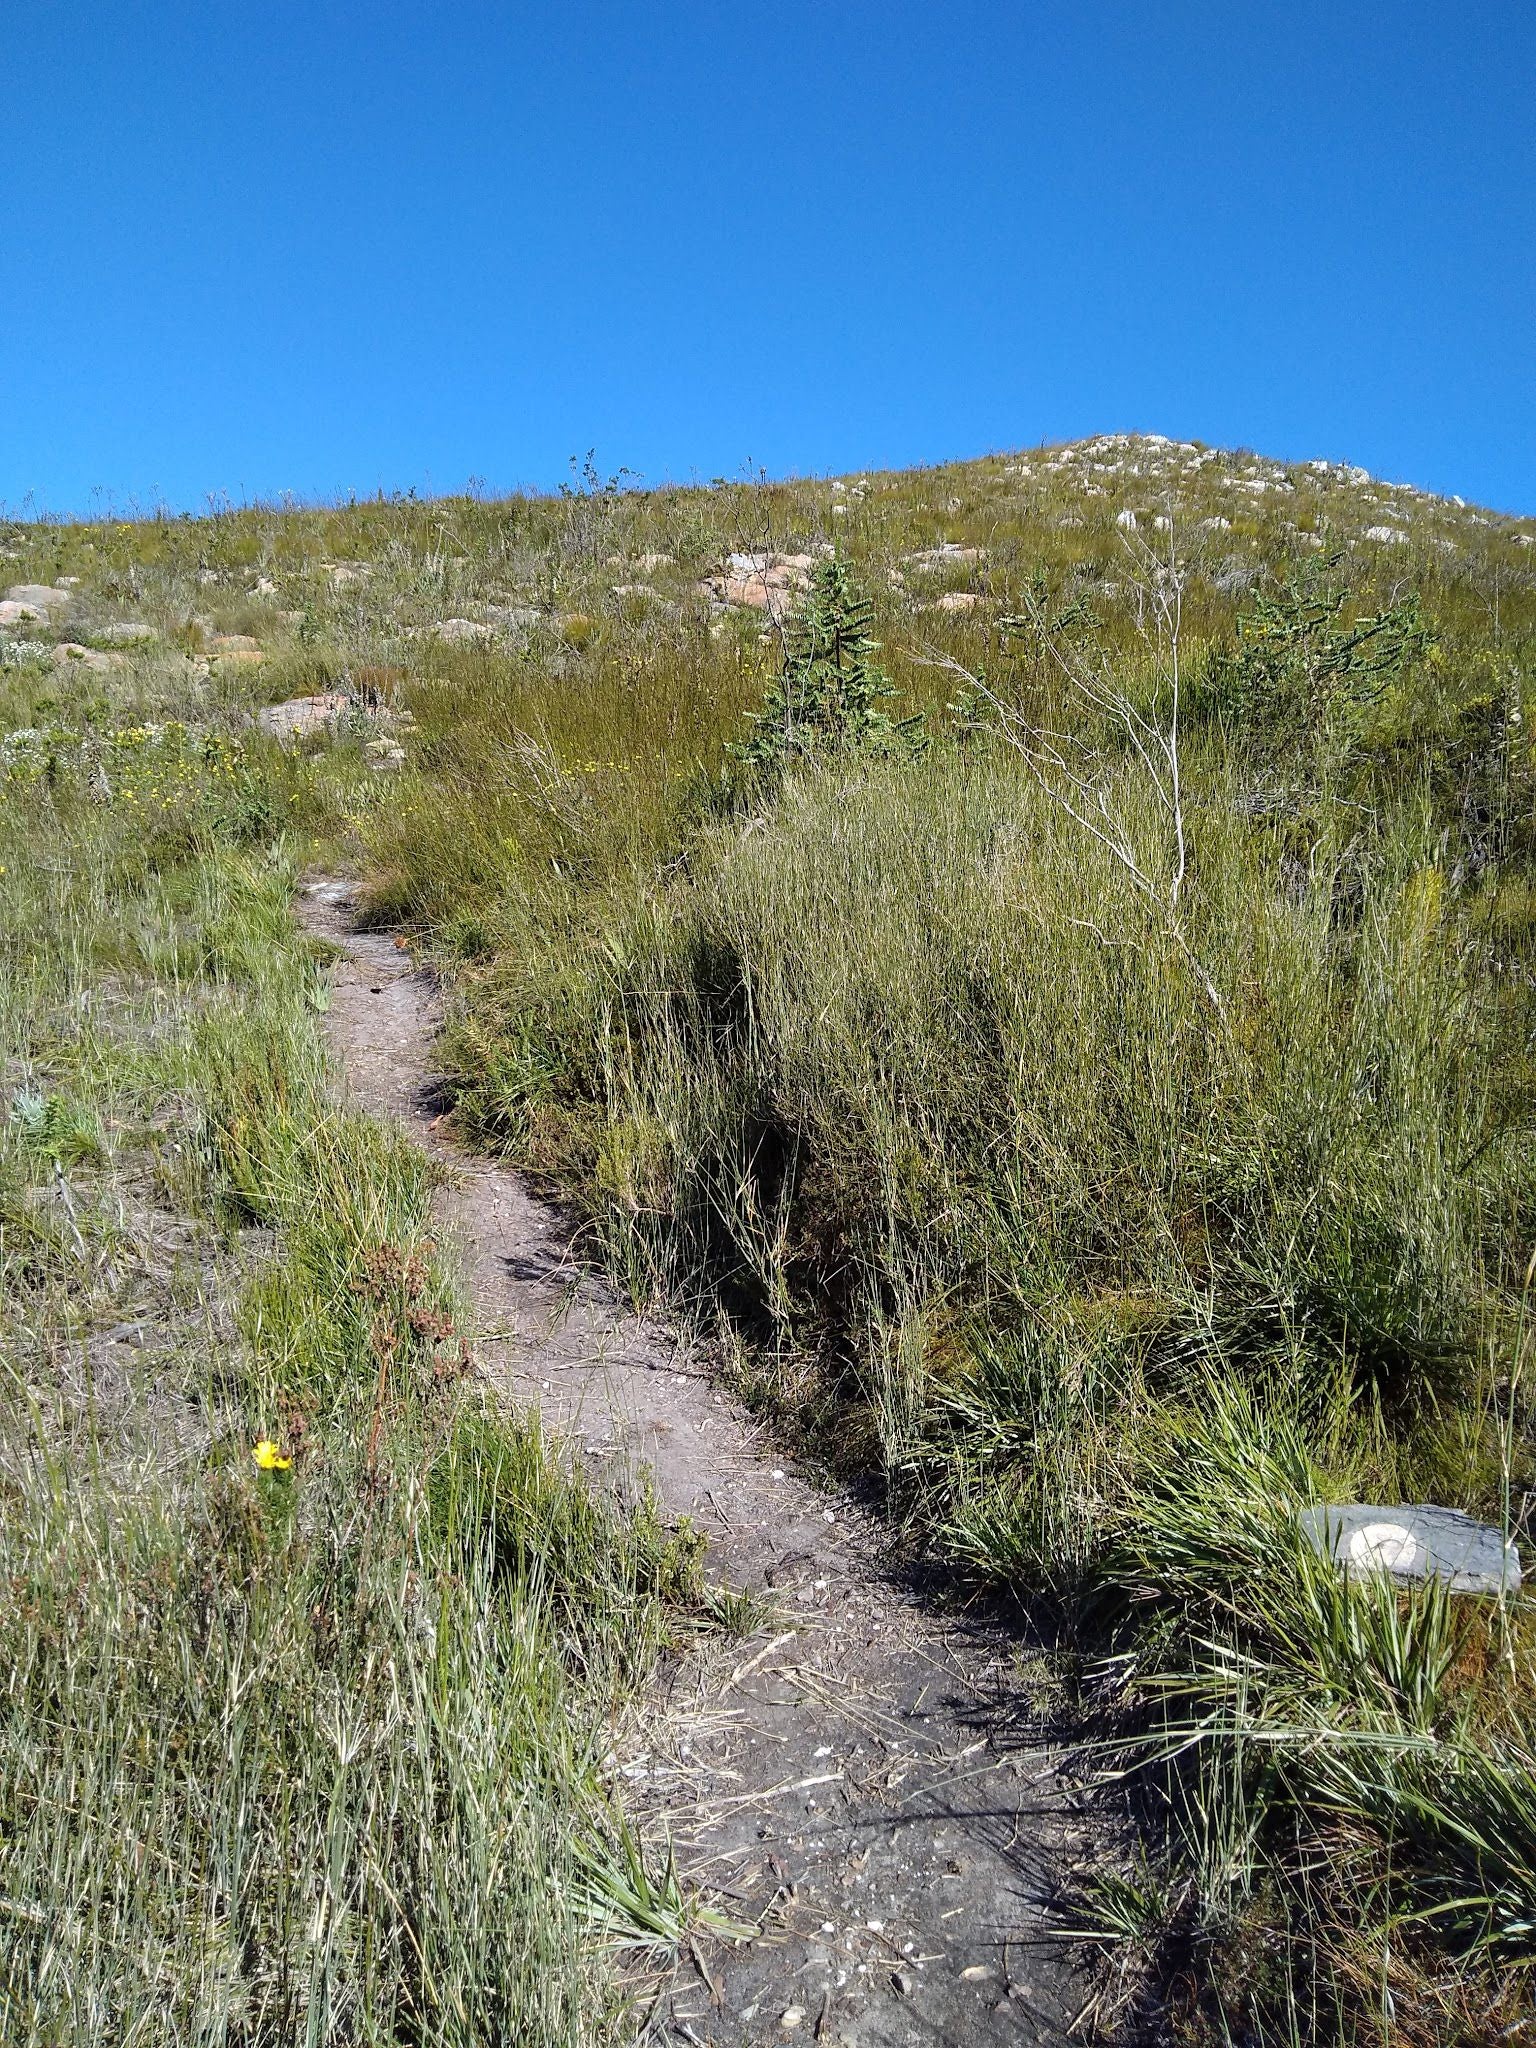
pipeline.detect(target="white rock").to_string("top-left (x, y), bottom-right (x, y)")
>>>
top-left (258, 692), bottom-right (353, 741)
top-left (1364, 524), bottom-right (1409, 545)
top-left (50, 642), bottom-right (118, 673)
top-left (1301, 1503), bottom-right (1521, 1595)
top-left (1115, 509), bottom-right (1138, 530)
top-left (5, 583), bottom-right (71, 615)
top-left (906, 543), bottom-right (985, 569)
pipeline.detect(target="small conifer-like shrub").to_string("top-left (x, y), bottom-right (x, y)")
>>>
top-left (1212, 547), bottom-right (1428, 759)
top-left (734, 555), bottom-right (925, 774)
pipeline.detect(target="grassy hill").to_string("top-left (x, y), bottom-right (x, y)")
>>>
top-left (4, 437), bottom-right (1535, 2042)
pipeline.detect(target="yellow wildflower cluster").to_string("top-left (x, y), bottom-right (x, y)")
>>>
top-left (107, 724), bottom-right (245, 816)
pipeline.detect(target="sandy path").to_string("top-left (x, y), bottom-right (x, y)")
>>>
top-left (299, 877), bottom-right (1078, 2047)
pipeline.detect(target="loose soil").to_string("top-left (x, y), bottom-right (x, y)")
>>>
top-left (300, 877), bottom-right (1081, 2047)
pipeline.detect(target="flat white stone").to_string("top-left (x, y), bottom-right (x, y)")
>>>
top-left (1301, 1503), bottom-right (1520, 1595)
top-left (1346, 1521), bottom-right (1419, 1572)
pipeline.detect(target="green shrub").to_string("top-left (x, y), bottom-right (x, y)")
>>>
top-left (733, 555), bottom-right (924, 773)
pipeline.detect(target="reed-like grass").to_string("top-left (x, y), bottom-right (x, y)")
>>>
top-left (0, 716), bottom-right (703, 2045)
top-left (7, 434), bottom-right (1535, 2039)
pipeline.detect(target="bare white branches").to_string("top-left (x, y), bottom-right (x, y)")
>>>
top-left (931, 520), bottom-right (1224, 1014)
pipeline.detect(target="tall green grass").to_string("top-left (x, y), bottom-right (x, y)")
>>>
top-left (333, 495), bottom-right (1535, 2039)
top-left (8, 439), bottom-right (1536, 2039)
top-left (0, 707), bottom-right (702, 2044)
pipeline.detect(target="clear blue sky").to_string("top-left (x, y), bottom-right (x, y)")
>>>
top-left (3, 2), bottom-right (1532, 516)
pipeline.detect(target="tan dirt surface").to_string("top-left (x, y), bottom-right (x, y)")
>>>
top-left (299, 876), bottom-right (1081, 2047)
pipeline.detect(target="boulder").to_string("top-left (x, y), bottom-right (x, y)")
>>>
top-left (257, 692), bottom-right (353, 743)
top-left (101, 621), bottom-right (157, 645)
top-left (49, 643), bottom-right (119, 673)
top-left (926, 591), bottom-right (981, 613)
top-left (906, 544), bottom-right (986, 570)
top-left (5, 583), bottom-right (72, 615)
top-left (485, 603), bottom-right (542, 632)
top-left (1299, 1503), bottom-right (1521, 1596)
top-left (704, 552), bottom-right (811, 616)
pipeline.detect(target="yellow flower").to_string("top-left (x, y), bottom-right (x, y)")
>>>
top-left (252, 1439), bottom-right (292, 1471)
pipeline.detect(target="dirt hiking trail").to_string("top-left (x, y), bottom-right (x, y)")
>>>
top-left (300, 878), bottom-right (1080, 2048)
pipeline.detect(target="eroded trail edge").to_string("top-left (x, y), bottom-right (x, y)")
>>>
top-left (300, 877), bottom-right (1077, 2048)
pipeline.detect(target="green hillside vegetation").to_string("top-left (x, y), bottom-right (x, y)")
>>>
top-left (4, 433), bottom-right (1535, 2042)
top-left (0, 672), bottom-right (705, 2042)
